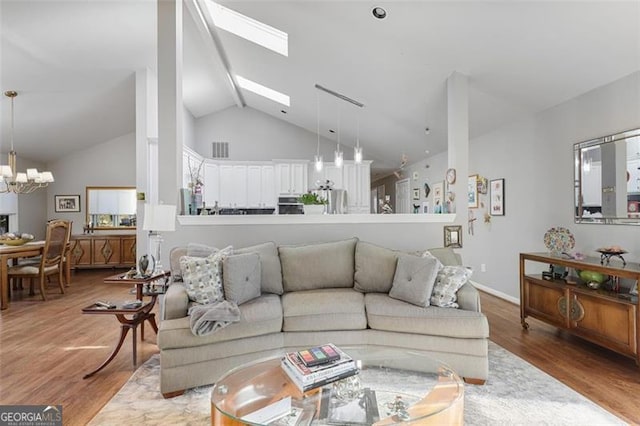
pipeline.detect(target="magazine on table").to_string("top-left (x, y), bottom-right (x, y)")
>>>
top-left (284, 344), bottom-right (355, 380)
top-left (282, 353), bottom-right (357, 385)
top-left (321, 387), bottom-right (380, 426)
top-left (281, 360), bottom-right (359, 392)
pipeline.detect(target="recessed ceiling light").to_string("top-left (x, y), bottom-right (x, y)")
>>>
top-left (372, 7), bottom-right (387, 19)
top-left (329, 129), bottom-right (336, 134)
top-left (280, 110), bottom-right (287, 114)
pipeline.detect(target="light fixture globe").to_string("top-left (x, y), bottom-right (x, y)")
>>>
top-left (1, 91), bottom-right (54, 194)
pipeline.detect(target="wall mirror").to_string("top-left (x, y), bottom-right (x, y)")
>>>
top-left (574, 128), bottom-right (640, 225)
top-left (86, 186), bottom-right (137, 230)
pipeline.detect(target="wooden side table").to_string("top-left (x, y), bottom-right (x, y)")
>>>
top-left (82, 299), bottom-right (159, 379)
top-left (103, 271), bottom-right (171, 300)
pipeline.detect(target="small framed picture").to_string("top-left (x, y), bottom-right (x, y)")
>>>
top-left (468, 175), bottom-right (479, 208)
top-left (412, 188), bottom-right (420, 200)
top-left (421, 201), bottom-right (430, 214)
top-left (490, 178), bottom-right (505, 216)
top-left (444, 225), bottom-right (463, 248)
top-left (55, 195), bottom-right (81, 213)
top-left (432, 181), bottom-right (444, 213)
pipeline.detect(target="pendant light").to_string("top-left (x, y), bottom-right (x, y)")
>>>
top-left (354, 110), bottom-right (363, 164)
top-left (314, 91), bottom-right (323, 172)
top-left (334, 104), bottom-right (343, 168)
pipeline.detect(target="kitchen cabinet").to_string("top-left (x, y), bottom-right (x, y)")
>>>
top-left (520, 252), bottom-right (639, 363)
top-left (275, 161), bottom-right (308, 195)
top-left (71, 234), bottom-right (136, 269)
top-left (203, 163), bottom-right (220, 207)
top-left (247, 165), bottom-right (276, 208)
top-left (343, 162), bottom-right (371, 214)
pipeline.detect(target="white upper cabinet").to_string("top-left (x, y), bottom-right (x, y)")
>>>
top-left (275, 161), bottom-right (309, 195)
top-left (247, 165), bottom-right (276, 208)
top-left (203, 162), bottom-right (219, 207)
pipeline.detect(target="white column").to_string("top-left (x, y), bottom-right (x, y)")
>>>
top-left (447, 71), bottom-right (469, 226)
top-left (157, 0), bottom-right (183, 206)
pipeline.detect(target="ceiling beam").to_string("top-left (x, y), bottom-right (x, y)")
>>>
top-left (185, 0), bottom-right (245, 108)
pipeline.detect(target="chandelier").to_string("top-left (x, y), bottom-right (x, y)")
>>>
top-left (1, 91), bottom-right (54, 194)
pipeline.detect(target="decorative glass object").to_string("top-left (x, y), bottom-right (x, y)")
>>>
top-left (138, 254), bottom-right (156, 277)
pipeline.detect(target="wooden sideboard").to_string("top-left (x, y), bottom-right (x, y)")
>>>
top-left (520, 252), bottom-right (640, 364)
top-left (71, 234), bottom-right (136, 269)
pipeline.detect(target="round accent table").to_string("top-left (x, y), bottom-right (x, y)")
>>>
top-left (211, 345), bottom-right (464, 425)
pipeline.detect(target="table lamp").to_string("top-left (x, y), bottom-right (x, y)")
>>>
top-left (143, 203), bottom-right (176, 274)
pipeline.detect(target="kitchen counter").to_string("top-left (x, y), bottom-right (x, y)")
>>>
top-left (177, 213), bottom-right (456, 226)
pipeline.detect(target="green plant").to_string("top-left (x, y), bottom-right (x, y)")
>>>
top-left (298, 192), bottom-right (326, 205)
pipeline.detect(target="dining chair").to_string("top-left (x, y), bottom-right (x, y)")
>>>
top-left (8, 219), bottom-right (71, 301)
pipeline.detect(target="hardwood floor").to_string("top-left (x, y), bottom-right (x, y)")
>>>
top-left (0, 269), bottom-right (159, 426)
top-left (1, 273), bottom-right (638, 425)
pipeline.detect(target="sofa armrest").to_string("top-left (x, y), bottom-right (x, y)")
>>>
top-left (457, 281), bottom-right (481, 312)
top-left (161, 282), bottom-right (189, 320)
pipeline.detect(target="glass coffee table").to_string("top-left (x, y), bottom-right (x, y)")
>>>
top-left (211, 346), bottom-right (463, 425)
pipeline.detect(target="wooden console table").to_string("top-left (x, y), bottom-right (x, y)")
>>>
top-left (520, 252), bottom-right (640, 365)
top-left (70, 234), bottom-right (136, 269)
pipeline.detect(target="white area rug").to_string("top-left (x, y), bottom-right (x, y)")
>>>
top-left (89, 342), bottom-right (625, 425)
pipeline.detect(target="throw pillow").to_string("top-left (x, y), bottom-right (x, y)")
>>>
top-left (389, 253), bottom-right (440, 307)
top-left (234, 241), bottom-right (283, 295)
top-left (222, 253), bottom-right (262, 305)
top-left (430, 266), bottom-right (473, 308)
top-left (421, 250), bottom-right (444, 271)
top-left (180, 246), bottom-right (233, 305)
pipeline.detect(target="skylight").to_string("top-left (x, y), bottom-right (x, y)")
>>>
top-left (236, 76), bottom-right (290, 106)
top-left (205, 1), bottom-right (288, 57)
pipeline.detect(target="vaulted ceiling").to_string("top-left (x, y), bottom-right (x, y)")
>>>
top-left (2, 1), bottom-right (639, 175)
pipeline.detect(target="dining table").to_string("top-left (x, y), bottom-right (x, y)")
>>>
top-left (0, 240), bottom-right (45, 310)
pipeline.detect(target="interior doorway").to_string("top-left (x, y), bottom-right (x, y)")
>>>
top-left (395, 178), bottom-right (410, 214)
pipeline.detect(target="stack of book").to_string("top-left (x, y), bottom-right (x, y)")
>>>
top-left (281, 344), bottom-right (359, 392)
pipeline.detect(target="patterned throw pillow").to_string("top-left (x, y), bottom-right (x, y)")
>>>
top-left (430, 266), bottom-right (473, 308)
top-left (180, 246), bottom-right (233, 305)
top-left (421, 250), bottom-right (444, 271)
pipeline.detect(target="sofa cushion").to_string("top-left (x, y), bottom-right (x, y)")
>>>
top-left (365, 293), bottom-right (489, 338)
top-left (354, 241), bottom-right (398, 293)
top-left (180, 246), bottom-right (232, 304)
top-left (222, 253), bottom-right (261, 305)
top-left (430, 266), bottom-right (473, 308)
top-left (389, 253), bottom-right (439, 307)
top-left (235, 242), bottom-right (283, 295)
top-left (281, 289), bottom-right (366, 331)
top-left (426, 247), bottom-right (462, 266)
top-left (279, 238), bottom-right (358, 292)
top-left (158, 294), bottom-right (283, 350)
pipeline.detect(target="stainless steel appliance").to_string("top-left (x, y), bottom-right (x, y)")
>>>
top-left (277, 196), bottom-right (304, 214)
top-left (327, 189), bottom-right (348, 214)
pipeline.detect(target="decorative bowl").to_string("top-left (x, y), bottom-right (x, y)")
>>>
top-left (0, 238), bottom-right (33, 246)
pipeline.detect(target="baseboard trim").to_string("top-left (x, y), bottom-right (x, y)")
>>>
top-left (471, 280), bottom-right (520, 305)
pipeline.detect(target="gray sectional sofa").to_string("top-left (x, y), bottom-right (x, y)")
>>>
top-left (158, 238), bottom-right (489, 397)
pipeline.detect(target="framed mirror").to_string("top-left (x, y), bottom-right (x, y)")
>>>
top-left (574, 128), bottom-right (640, 225)
top-left (86, 186), bottom-right (137, 230)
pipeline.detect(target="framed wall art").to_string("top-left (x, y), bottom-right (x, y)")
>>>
top-left (432, 181), bottom-right (444, 213)
top-left (444, 225), bottom-right (463, 248)
top-left (55, 195), bottom-right (81, 213)
top-left (490, 178), bottom-right (505, 216)
top-left (412, 188), bottom-right (420, 200)
top-left (468, 175), bottom-right (479, 208)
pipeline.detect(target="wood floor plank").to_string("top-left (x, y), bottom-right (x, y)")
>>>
top-left (1, 272), bottom-right (638, 424)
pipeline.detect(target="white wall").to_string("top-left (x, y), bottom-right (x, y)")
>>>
top-left (194, 106), bottom-right (344, 161)
top-left (463, 71), bottom-right (640, 300)
top-left (10, 155), bottom-right (48, 239)
top-left (46, 132), bottom-right (136, 235)
top-left (183, 106), bottom-right (196, 149)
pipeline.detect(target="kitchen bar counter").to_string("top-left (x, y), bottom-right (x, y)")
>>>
top-left (178, 213), bottom-right (456, 226)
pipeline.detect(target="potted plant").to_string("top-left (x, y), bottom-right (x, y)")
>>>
top-left (298, 192), bottom-right (326, 215)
